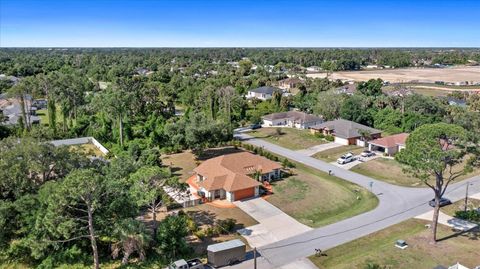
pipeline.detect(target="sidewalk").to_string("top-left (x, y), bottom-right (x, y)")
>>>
top-left (415, 210), bottom-right (478, 231)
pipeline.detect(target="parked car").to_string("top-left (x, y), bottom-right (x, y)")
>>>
top-left (337, 152), bottom-right (355, 164)
top-left (361, 150), bottom-right (375, 157)
top-left (168, 258), bottom-right (204, 269)
top-left (250, 123), bottom-right (262, 130)
top-left (428, 197), bottom-right (452, 207)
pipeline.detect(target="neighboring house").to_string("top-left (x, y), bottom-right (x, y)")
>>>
top-left (447, 97), bottom-right (467, 107)
top-left (190, 152), bottom-right (282, 202)
top-left (0, 93), bottom-right (40, 126)
top-left (310, 119), bottom-right (382, 146)
top-left (335, 84), bottom-right (357, 95)
top-left (262, 111), bottom-right (323, 129)
top-left (278, 77), bottom-right (303, 90)
top-left (306, 66), bottom-right (321, 73)
top-left (368, 133), bottom-right (409, 156)
top-left (246, 86), bottom-right (281, 101)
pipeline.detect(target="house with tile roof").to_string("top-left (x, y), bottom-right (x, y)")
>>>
top-left (190, 152), bottom-right (282, 202)
top-left (310, 119), bottom-right (382, 146)
top-left (368, 133), bottom-right (409, 156)
top-left (262, 111), bottom-right (323, 129)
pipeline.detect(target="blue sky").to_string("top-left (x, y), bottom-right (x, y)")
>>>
top-left (1, 0), bottom-right (479, 47)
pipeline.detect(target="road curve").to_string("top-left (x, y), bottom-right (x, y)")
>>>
top-left (232, 132), bottom-right (480, 269)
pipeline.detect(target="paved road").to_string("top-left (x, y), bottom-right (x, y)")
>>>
top-left (231, 132), bottom-right (480, 269)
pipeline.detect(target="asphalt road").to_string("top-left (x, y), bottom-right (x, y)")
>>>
top-left (231, 131), bottom-right (480, 269)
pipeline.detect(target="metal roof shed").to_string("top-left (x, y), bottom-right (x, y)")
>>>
top-left (207, 239), bottom-right (245, 267)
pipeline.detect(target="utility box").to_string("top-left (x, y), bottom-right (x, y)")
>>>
top-left (207, 239), bottom-right (246, 267)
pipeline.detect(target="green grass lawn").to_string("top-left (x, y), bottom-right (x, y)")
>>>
top-left (309, 219), bottom-right (480, 269)
top-left (248, 127), bottom-right (326, 150)
top-left (351, 158), bottom-right (480, 187)
top-left (312, 145), bottom-right (364, 162)
top-left (268, 162), bottom-right (378, 228)
top-left (441, 198), bottom-right (480, 221)
top-left (36, 107), bottom-right (64, 127)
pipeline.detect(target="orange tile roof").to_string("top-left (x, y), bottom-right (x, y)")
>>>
top-left (194, 152), bottom-right (281, 192)
top-left (369, 133), bottom-right (409, 148)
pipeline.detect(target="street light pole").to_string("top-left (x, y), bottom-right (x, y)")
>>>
top-left (254, 247), bottom-right (257, 269)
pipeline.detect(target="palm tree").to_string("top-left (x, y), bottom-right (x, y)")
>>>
top-left (111, 219), bottom-right (151, 265)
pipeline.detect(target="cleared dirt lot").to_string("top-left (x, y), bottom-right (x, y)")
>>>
top-left (307, 65), bottom-right (480, 84)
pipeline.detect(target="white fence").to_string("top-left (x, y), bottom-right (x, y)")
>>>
top-left (49, 137), bottom-right (109, 155)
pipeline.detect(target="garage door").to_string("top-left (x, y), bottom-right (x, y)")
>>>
top-left (234, 188), bottom-right (255, 201)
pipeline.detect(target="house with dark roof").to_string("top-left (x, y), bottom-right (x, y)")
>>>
top-left (0, 93), bottom-right (40, 126)
top-left (368, 133), bottom-right (409, 156)
top-left (189, 152), bottom-right (282, 202)
top-left (246, 86), bottom-right (281, 101)
top-left (262, 111), bottom-right (323, 129)
top-left (310, 119), bottom-right (382, 146)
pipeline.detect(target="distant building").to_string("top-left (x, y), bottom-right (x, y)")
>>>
top-left (0, 93), bottom-right (40, 126)
top-left (246, 86), bottom-right (281, 101)
top-left (306, 66), bottom-right (321, 73)
top-left (447, 97), bottom-right (467, 107)
top-left (310, 119), bottom-right (381, 146)
top-left (278, 77), bottom-right (303, 90)
top-left (262, 111), bottom-right (323, 129)
top-left (335, 84), bottom-right (357, 95)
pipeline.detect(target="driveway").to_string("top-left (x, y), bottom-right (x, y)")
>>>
top-left (296, 142), bottom-right (343, 156)
top-left (235, 198), bottom-right (312, 248)
top-left (330, 154), bottom-right (381, 170)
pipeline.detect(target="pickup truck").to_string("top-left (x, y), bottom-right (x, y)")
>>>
top-left (168, 258), bottom-right (204, 269)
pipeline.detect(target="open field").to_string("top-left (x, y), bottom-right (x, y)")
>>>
top-left (351, 158), bottom-right (480, 187)
top-left (268, 162), bottom-right (378, 228)
top-left (309, 219), bottom-right (480, 269)
top-left (312, 145), bottom-right (364, 163)
top-left (307, 66), bottom-right (480, 84)
top-left (248, 127), bottom-right (326, 150)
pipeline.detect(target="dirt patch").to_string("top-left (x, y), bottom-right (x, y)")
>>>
top-left (307, 66), bottom-right (480, 84)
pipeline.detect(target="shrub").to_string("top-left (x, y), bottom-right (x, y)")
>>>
top-left (194, 230), bottom-right (206, 240)
top-left (454, 210), bottom-right (480, 222)
top-left (216, 218), bottom-right (236, 234)
top-left (325, 135), bottom-right (334, 142)
top-left (315, 132), bottom-right (325, 139)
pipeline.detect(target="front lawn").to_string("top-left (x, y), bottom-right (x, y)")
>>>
top-left (313, 145), bottom-right (364, 162)
top-left (248, 127), bottom-right (326, 150)
top-left (268, 162), bottom-right (378, 228)
top-left (309, 219), bottom-right (480, 269)
top-left (351, 158), bottom-right (480, 187)
top-left (441, 198), bottom-right (480, 221)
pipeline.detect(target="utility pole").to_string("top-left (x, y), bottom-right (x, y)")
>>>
top-left (254, 247), bottom-right (257, 269)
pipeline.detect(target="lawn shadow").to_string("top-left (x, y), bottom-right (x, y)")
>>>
top-left (197, 147), bottom-right (245, 161)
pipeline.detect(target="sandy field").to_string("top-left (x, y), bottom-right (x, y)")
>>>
top-left (307, 65), bottom-right (480, 84)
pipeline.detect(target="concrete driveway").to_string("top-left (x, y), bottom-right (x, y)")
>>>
top-left (296, 142), bottom-right (343, 156)
top-left (330, 154), bottom-right (381, 170)
top-left (235, 198), bottom-right (312, 248)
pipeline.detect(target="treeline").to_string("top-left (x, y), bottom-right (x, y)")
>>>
top-left (0, 137), bottom-right (193, 268)
top-left (1, 48), bottom-right (480, 79)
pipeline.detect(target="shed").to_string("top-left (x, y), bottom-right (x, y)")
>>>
top-left (207, 239), bottom-right (245, 267)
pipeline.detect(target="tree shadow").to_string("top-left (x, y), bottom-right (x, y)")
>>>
top-left (197, 147), bottom-right (245, 161)
top-left (437, 227), bottom-right (480, 242)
